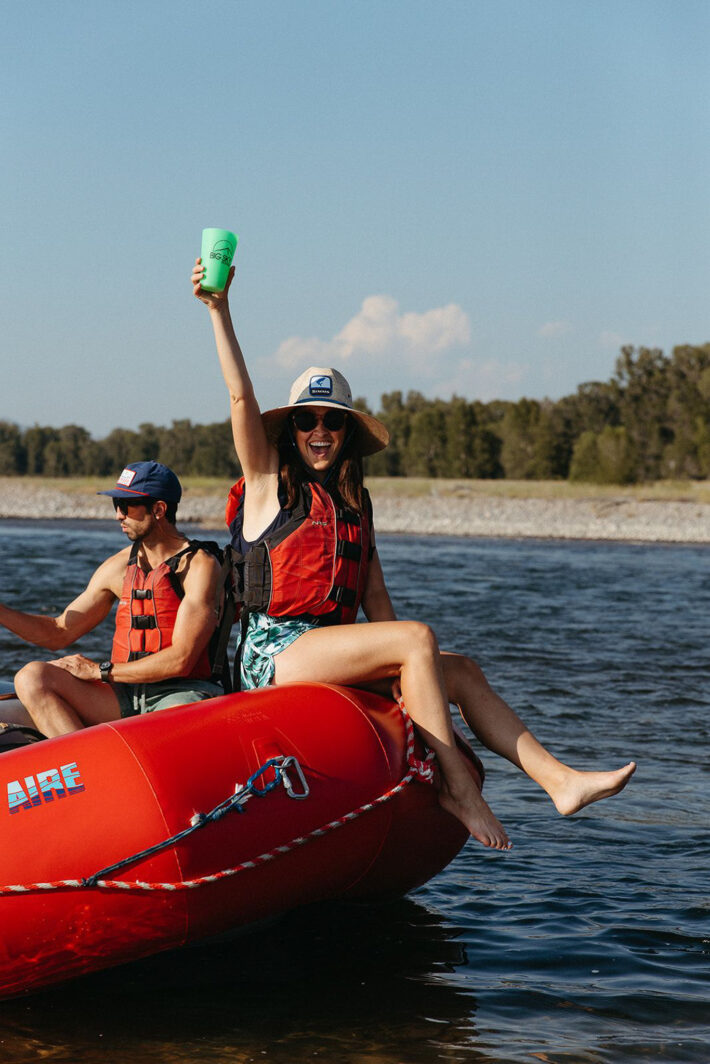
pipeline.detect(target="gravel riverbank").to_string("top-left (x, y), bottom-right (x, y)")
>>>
top-left (2, 477), bottom-right (709, 543)
top-left (370, 492), bottom-right (710, 543)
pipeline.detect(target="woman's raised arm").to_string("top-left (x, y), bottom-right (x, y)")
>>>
top-left (191, 259), bottom-right (277, 483)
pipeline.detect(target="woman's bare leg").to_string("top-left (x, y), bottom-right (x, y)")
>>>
top-left (274, 621), bottom-right (512, 849)
top-left (440, 653), bottom-right (636, 814)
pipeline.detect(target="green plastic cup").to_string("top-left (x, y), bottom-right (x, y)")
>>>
top-left (200, 228), bottom-right (238, 292)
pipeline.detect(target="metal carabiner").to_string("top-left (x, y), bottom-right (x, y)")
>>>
top-left (277, 756), bottom-right (310, 799)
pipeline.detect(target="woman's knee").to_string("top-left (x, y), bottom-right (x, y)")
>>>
top-left (401, 621), bottom-right (440, 660)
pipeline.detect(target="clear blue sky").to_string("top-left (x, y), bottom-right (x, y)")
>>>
top-left (2, 0), bottom-right (709, 437)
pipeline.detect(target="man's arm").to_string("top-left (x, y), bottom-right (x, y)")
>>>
top-left (0, 552), bottom-right (124, 651)
top-left (53, 550), bottom-right (222, 683)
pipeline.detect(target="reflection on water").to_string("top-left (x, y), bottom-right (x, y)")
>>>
top-left (1, 899), bottom-right (481, 1064)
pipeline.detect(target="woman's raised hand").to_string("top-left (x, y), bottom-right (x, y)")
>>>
top-left (191, 257), bottom-right (235, 309)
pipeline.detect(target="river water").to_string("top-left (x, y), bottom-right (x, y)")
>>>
top-left (0, 519), bottom-right (707, 1063)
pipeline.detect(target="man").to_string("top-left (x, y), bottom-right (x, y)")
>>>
top-left (1, 461), bottom-right (227, 737)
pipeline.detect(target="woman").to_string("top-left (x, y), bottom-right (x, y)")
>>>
top-left (192, 261), bottom-right (636, 850)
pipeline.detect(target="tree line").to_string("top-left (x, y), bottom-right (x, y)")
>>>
top-left (2, 344), bottom-right (710, 484)
top-left (0, 420), bottom-right (240, 480)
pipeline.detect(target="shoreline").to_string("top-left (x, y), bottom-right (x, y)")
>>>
top-left (2, 477), bottom-right (710, 544)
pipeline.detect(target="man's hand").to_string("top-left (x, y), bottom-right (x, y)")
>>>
top-left (49, 654), bottom-right (101, 682)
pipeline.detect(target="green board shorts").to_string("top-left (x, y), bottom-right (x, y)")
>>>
top-left (239, 612), bottom-right (318, 690)
top-left (114, 678), bottom-right (223, 718)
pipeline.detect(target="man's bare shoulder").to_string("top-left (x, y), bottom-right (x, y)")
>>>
top-left (188, 544), bottom-right (222, 574)
top-left (100, 544), bottom-right (133, 569)
top-left (89, 545), bottom-right (133, 591)
top-left (180, 544), bottom-right (222, 591)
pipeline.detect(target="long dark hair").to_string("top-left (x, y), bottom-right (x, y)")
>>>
top-left (277, 416), bottom-right (365, 513)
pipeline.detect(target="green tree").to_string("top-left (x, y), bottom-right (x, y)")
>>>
top-left (135, 423), bottom-right (163, 461)
top-left (0, 422), bottom-right (25, 474)
top-left (562, 381), bottom-right (620, 438)
top-left (527, 407), bottom-right (565, 479)
top-left (614, 346), bottom-right (670, 480)
top-left (661, 345), bottom-right (710, 477)
top-left (101, 428), bottom-right (145, 472)
top-left (189, 421), bottom-right (240, 478)
top-left (470, 428), bottom-right (504, 478)
top-left (445, 397), bottom-right (477, 477)
top-left (568, 431), bottom-right (599, 482)
top-left (406, 400), bottom-right (448, 477)
top-left (500, 399), bottom-right (542, 479)
top-left (569, 426), bottom-right (636, 484)
top-left (156, 419), bottom-right (195, 476)
top-left (694, 416), bottom-right (710, 477)
top-left (375, 391), bottom-right (412, 477)
top-left (23, 426), bottom-right (59, 475)
top-left (41, 425), bottom-right (93, 476)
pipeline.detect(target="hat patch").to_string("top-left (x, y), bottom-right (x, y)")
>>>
top-left (308, 374), bottom-right (333, 398)
top-left (117, 468), bottom-right (137, 487)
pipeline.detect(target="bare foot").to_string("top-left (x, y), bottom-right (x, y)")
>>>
top-left (552, 761), bottom-right (637, 816)
top-left (438, 781), bottom-right (512, 850)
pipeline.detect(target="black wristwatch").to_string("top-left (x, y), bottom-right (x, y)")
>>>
top-left (99, 661), bottom-right (113, 683)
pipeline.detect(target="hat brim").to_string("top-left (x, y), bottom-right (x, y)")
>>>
top-left (97, 489), bottom-right (154, 499)
top-left (261, 402), bottom-right (389, 457)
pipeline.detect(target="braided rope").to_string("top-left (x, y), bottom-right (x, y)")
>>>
top-left (0, 703), bottom-right (434, 897)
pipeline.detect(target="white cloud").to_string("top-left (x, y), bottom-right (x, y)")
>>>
top-left (260, 294), bottom-right (530, 406)
top-left (270, 334), bottom-right (336, 369)
top-left (272, 294), bottom-right (471, 370)
top-left (599, 330), bottom-right (628, 350)
top-left (538, 320), bottom-right (573, 339)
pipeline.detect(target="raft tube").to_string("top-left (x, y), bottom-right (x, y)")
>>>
top-left (0, 682), bottom-right (483, 998)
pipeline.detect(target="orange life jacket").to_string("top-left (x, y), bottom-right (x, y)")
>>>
top-left (226, 478), bottom-right (372, 625)
top-left (111, 541), bottom-right (218, 680)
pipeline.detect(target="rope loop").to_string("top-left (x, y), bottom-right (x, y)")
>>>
top-left (397, 697), bottom-right (436, 785)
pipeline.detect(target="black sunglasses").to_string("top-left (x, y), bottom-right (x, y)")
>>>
top-left (113, 497), bottom-right (152, 515)
top-left (291, 409), bottom-right (348, 433)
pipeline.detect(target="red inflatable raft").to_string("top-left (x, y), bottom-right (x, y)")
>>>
top-left (0, 682), bottom-right (483, 999)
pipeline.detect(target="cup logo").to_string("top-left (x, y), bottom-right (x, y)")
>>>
top-left (210, 239), bottom-right (235, 265)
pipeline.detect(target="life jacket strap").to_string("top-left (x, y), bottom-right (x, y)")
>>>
top-left (336, 540), bottom-right (362, 561)
top-left (328, 586), bottom-right (357, 608)
top-left (335, 508), bottom-right (361, 526)
top-left (207, 543), bottom-right (238, 694)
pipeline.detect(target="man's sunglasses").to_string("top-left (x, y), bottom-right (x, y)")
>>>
top-left (291, 409), bottom-right (348, 433)
top-left (113, 497), bottom-right (152, 515)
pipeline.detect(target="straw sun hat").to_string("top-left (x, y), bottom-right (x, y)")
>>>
top-left (261, 367), bottom-right (389, 457)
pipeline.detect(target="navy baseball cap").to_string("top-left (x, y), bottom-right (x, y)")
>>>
top-left (97, 461), bottom-right (182, 504)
